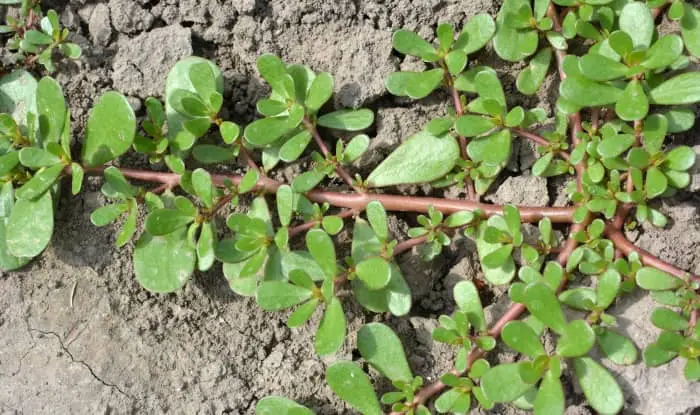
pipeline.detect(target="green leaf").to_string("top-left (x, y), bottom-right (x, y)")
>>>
top-left (292, 170), bottom-right (325, 193)
top-left (435, 389), bottom-right (471, 414)
top-left (392, 30), bottom-right (435, 58)
top-left (619, 2), bottom-right (654, 49)
top-left (356, 257), bottom-right (391, 290)
top-left (482, 244), bottom-right (514, 267)
top-left (306, 229), bottom-right (336, 277)
top-left (239, 169), bottom-right (259, 194)
top-left (597, 329), bottom-right (638, 365)
top-left (517, 48), bottom-right (552, 95)
top-left (636, 267), bottom-right (683, 291)
top-left (326, 362), bottom-right (381, 415)
top-left (685, 358), bottom-right (700, 381)
top-left (257, 281), bottom-right (312, 311)
top-left (315, 297), bottom-right (345, 355)
top-left (245, 117), bottom-right (292, 146)
top-left (0, 183), bottom-right (30, 271)
top-left (197, 221), bottom-right (215, 271)
top-left (276, 185), bottom-right (294, 227)
top-left (15, 164), bottom-right (63, 200)
top-left (166, 58), bottom-right (223, 153)
top-left (305, 72), bottom-right (334, 113)
top-left (560, 76), bottom-right (623, 107)
top-left (366, 201), bottom-right (388, 240)
top-left (524, 282), bottom-right (567, 334)
top-left (534, 371), bottom-right (564, 415)
top-left (342, 134), bottom-right (370, 164)
top-left (145, 209), bottom-right (195, 236)
top-left (70, 163), bottom-right (83, 195)
top-left (255, 396), bottom-right (314, 415)
top-left (82, 92), bottom-right (136, 166)
top-left (608, 31), bottom-right (633, 56)
top-left (649, 73), bottom-right (700, 105)
top-left (192, 144), bottom-right (234, 164)
top-left (615, 80), bottom-right (648, 121)
top-left (90, 204), bottom-right (126, 227)
top-left (134, 228), bottom-right (196, 293)
top-left (645, 166), bottom-right (668, 199)
top-left (191, 168), bottom-right (213, 208)
top-left (475, 70), bottom-right (506, 108)
top-left (598, 134), bottom-right (635, 159)
top-left (445, 50), bottom-right (467, 76)
top-left (0, 70), bottom-right (37, 132)
top-left (557, 320), bottom-right (596, 357)
top-left (455, 115), bottom-right (496, 137)
top-left (573, 357), bottom-right (624, 415)
top-left (358, 323), bottom-right (413, 382)
top-left (502, 321), bottom-right (546, 358)
top-left (597, 269), bottom-right (621, 309)
top-left (681, 4), bottom-right (700, 57)
top-left (454, 281), bottom-right (486, 331)
top-left (18, 147), bottom-right (62, 169)
top-left (579, 54), bottom-right (629, 82)
top-left (643, 342), bottom-right (678, 366)
top-left (493, 0), bottom-right (539, 61)
top-left (6, 190), bottom-right (53, 258)
top-left (0, 152), bottom-right (19, 177)
top-left (467, 129), bottom-right (512, 166)
top-left (116, 201), bottom-right (137, 247)
top-left (279, 130), bottom-right (312, 162)
top-left (287, 299), bottom-right (319, 328)
top-left (476, 219), bottom-right (516, 285)
top-left (322, 216), bottom-right (344, 235)
top-left (481, 363), bottom-right (533, 402)
top-left (458, 14), bottom-right (496, 54)
top-left (665, 146), bottom-right (696, 171)
top-left (650, 307), bottom-right (689, 331)
top-left (318, 109), bottom-right (373, 131)
top-left (385, 69), bottom-right (445, 99)
top-left (642, 35), bottom-right (684, 69)
top-left (367, 131), bottom-right (459, 187)
top-left (36, 77), bottom-right (65, 146)
top-left (257, 54), bottom-right (294, 98)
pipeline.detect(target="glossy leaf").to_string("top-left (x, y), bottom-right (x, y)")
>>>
top-left (573, 357), bottom-right (624, 415)
top-left (481, 363), bottom-right (532, 403)
top-left (619, 2), bottom-right (654, 49)
top-left (392, 30), bottom-right (435, 58)
top-left (597, 329), bottom-right (638, 365)
top-left (615, 80), bottom-right (648, 121)
top-left (356, 257), bottom-right (391, 290)
top-left (36, 77), bottom-right (65, 146)
top-left (458, 14), bottom-right (496, 54)
top-left (517, 48), bottom-right (552, 95)
top-left (15, 164), bottom-right (63, 200)
top-left (315, 297), bottom-right (345, 355)
top-left (134, 228), bottom-right (196, 293)
top-left (502, 321), bottom-right (545, 358)
top-left (524, 282), bottom-right (567, 334)
top-left (650, 307), bottom-right (689, 331)
top-left (454, 281), bottom-right (486, 332)
top-left (534, 371), bottom-right (564, 415)
top-left (245, 117), bottom-right (291, 146)
top-left (318, 109), bottom-right (374, 131)
top-left (560, 76), bottom-right (623, 107)
top-left (681, 4), bottom-right (700, 57)
top-left (649, 73), bottom-right (700, 105)
top-left (636, 267), bottom-right (683, 291)
top-left (557, 320), bottom-right (595, 357)
top-left (257, 281), bottom-right (312, 311)
top-left (255, 396), bottom-right (314, 415)
top-left (306, 229), bottom-right (336, 277)
top-left (385, 69), bottom-right (445, 99)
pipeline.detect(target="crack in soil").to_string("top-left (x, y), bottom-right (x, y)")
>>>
top-left (27, 326), bottom-right (136, 400)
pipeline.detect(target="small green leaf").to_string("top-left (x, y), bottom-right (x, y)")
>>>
top-left (36, 76), bottom-right (66, 146)
top-left (197, 221), bottom-right (215, 271)
top-left (317, 109), bottom-right (374, 131)
top-left (306, 229), bottom-right (336, 277)
top-left (650, 307), bottom-right (689, 331)
top-left (71, 163), bottom-right (84, 195)
top-left (557, 320), bottom-right (596, 357)
top-left (15, 164), bottom-right (63, 200)
top-left (257, 281), bottom-right (312, 311)
top-left (322, 215), bottom-right (344, 235)
top-left (326, 362), bottom-right (381, 415)
top-left (445, 50), bottom-right (467, 75)
top-left (598, 134), bottom-right (635, 159)
top-left (358, 323), bottom-right (413, 383)
top-left (596, 269), bottom-right (621, 309)
top-left (636, 267), bottom-right (683, 291)
top-left (649, 73), bottom-right (700, 105)
top-left (315, 297), bottom-right (346, 355)
top-left (597, 329), bottom-right (638, 365)
top-left (645, 166), bottom-right (668, 199)
top-left (392, 30), bottom-right (435, 59)
top-left (524, 282), bottom-right (567, 334)
top-left (192, 168), bottom-right (213, 208)
top-left (367, 131), bottom-right (459, 187)
top-left (579, 54), bottom-right (629, 82)
top-left (534, 371), bottom-right (564, 415)
top-left (435, 389), bottom-right (471, 414)
top-left (145, 209), bottom-right (195, 236)
top-left (116, 201), bottom-right (137, 247)
top-left (615, 80), bottom-right (648, 121)
top-left (642, 35), bottom-right (684, 69)
top-left (665, 146), bottom-right (696, 171)
top-left (257, 54), bottom-right (294, 98)
top-left (292, 170), bottom-right (325, 192)
top-left (385, 69), bottom-right (445, 99)
top-left (457, 14), bottom-right (496, 54)
top-left (342, 134), bottom-right (370, 164)
top-left (644, 342), bottom-right (678, 366)
top-left (255, 396), bottom-right (314, 415)
top-left (6, 190), bottom-right (53, 258)
top-left (502, 321), bottom-right (546, 358)
top-left (90, 204), bottom-right (127, 227)
top-left (134, 228), bottom-right (195, 293)
top-left (517, 48), bottom-right (552, 95)
top-left (279, 130), bottom-right (312, 162)
top-left (239, 169), bottom-right (260, 194)
top-left (287, 299), bottom-right (319, 328)
top-left (0, 152), bottom-right (19, 177)
top-left (455, 115), bottom-right (496, 137)
top-left (356, 257), bottom-right (391, 290)
top-left (245, 117), bottom-right (291, 146)
top-left (560, 76), bottom-right (623, 107)
top-left (681, 4), bottom-right (700, 57)
top-left (573, 357), bottom-right (624, 415)
top-left (82, 92), bottom-right (136, 166)
top-left (454, 281), bottom-right (486, 332)
top-left (366, 201), bottom-right (388, 240)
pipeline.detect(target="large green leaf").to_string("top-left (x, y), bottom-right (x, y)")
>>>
top-left (579, 54), bottom-right (629, 82)
top-left (165, 57), bottom-right (223, 153)
top-left (326, 362), bottom-right (382, 415)
top-left (615, 80), bottom-right (648, 121)
top-left (597, 329), bottom-right (638, 365)
top-left (36, 77), bottom-right (66, 146)
top-left (642, 35), bottom-right (684, 70)
top-left (573, 357), bottom-right (624, 414)
top-left (82, 92), bottom-right (136, 166)
top-left (317, 109), bottom-right (374, 131)
top-left (534, 371), bottom-right (564, 415)
top-left (0, 183), bottom-right (30, 271)
top-left (556, 320), bottom-right (596, 357)
top-left (315, 297), bottom-right (346, 356)
top-left (636, 267), bottom-right (683, 290)
top-left (524, 282), bottom-right (567, 334)
top-left (367, 131), bottom-right (459, 187)
top-left (467, 129), bottom-right (512, 166)
top-left (6, 190), bottom-right (53, 258)
top-left (619, 2), bottom-right (654, 49)
top-left (517, 47), bottom-right (552, 95)
top-left (0, 70), bottom-right (37, 132)
top-left (458, 14), bottom-right (496, 54)
top-left (481, 363), bottom-right (532, 402)
top-left (134, 228), bottom-right (196, 293)
top-left (681, 4), bottom-right (700, 58)
top-left (502, 321), bottom-right (545, 358)
top-left (255, 396), bottom-right (314, 415)
top-left (256, 281), bottom-right (312, 311)
top-left (493, 0), bottom-right (539, 61)
top-left (476, 218), bottom-right (516, 285)
top-left (649, 73), bottom-right (700, 105)
top-left (15, 163), bottom-right (63, 200)
top-left (453, 281), bottom-right (486, 332)
top-left (560, 76), bottom-right (623, 107)
top-left (385, 69), bottom-right (445, 99)
top-left (357, 323), bottom-right (413, 383)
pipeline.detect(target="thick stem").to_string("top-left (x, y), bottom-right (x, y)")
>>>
top-left (82, 166), bottom-right (577, 223)
top-left (605, 226), bottom-right (700, 283)
top-left (393, 235), bottom-right (429, 257)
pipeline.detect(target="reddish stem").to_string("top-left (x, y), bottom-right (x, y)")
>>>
top-left (288, 209), bottom-right (357, 238)
top-left (511, 128), bottom-right (571, 161)
top-left (302, 117), bottom-right (360, 191)
top-left (393, 235), bottom-right (430, 257)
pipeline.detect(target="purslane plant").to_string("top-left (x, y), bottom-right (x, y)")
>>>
top-left (1, 0), bottom-right (700, 413)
